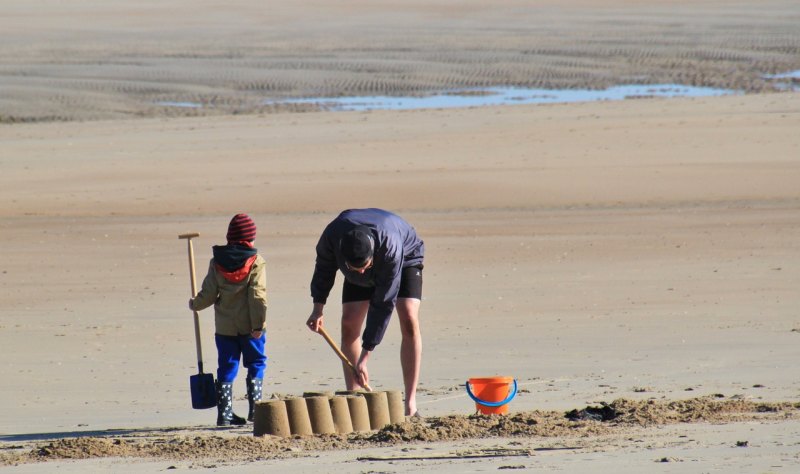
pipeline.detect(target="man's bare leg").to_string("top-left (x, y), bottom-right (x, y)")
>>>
top-left (341, 301), bottom-right (369, 390)
top-left (396, 297), bottom-right (422, 416)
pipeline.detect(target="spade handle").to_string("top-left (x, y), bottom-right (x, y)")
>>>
top-left (318, 326), bottom-right (373, 392)
top-left (179, 233), bottom-right (205, 373)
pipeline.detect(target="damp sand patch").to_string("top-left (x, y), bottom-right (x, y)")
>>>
top-left (2, 396), bottom-right (798, 467)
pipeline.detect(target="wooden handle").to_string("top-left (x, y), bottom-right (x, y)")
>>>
top-left (180, 232), bottom-right (205, 373)
top-left (318, 326), bottom-right (372, 392)
top-left (178, 232), bottom-right (200, 296)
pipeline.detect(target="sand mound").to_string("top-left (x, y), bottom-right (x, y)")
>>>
top-left (2, 397), bottom-right (797, 467)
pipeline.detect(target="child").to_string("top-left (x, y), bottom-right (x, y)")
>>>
top-left (189, 213), bottom-right (268, 426)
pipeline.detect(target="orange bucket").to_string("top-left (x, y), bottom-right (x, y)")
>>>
top-left (466, 376), bottom-right (518, 415)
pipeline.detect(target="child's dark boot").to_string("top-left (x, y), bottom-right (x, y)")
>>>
top-left (246, 376), bottom-right (264, 422)
top-left (216, 380), bottom-right (246, 426)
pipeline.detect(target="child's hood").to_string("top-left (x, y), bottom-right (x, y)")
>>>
top-left (212, 244), bottom-right (259, 283)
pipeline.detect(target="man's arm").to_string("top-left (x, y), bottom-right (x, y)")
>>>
top-left (310, 229), bottom-right (338, 305)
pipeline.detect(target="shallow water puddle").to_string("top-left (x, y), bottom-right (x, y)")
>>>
top-left (764, 69), bottom-right (800, 79)
top-left (265, 84), bottom-right (738, 111)
top-left (155, 73), bottom-right (800, 111)
top-left (154, 101), bottom-right (203, 108)
top-left (763, 69), bottom-right (800, 91)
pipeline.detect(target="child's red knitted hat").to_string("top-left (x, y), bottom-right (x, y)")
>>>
top-left (227, 213), bottom-right (257, 242)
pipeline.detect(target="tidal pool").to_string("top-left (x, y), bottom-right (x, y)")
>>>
top-left (763, 70), bottom-right (800, 91)
top-left (265, 84), bottom-right (738, 112)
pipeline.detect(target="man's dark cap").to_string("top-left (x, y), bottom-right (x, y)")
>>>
top-left (340, 225), bottom-right (374, 267)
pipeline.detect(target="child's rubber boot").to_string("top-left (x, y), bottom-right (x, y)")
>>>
top-left (246, 376), bottom-right (264, 422)
top-left (216, 380), bottom-right (247, 427)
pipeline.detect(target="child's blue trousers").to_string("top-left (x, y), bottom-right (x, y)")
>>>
top-left (215, 333), bottom-right (267, 383)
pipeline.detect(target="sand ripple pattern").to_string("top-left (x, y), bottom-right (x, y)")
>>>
top-left (1, 1), bottom-right (799, 122)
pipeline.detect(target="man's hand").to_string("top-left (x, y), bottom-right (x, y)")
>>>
top-left (251, 329), bottom-right (263, 339)
top-left (355, 350), bottom-right (371, 388)
top-left (306, 303), bottom-right (325, 332)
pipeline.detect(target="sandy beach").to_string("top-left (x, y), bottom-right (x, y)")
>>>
top-left (1, 1), bottom-right (799, 472)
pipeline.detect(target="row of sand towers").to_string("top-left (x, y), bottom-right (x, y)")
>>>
top-left (253, 390), bottom-right (405, 437)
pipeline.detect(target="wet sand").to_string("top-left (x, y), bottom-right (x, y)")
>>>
top-left (1, 0), bottom-right (800, 472)
top-left (1, 0), bottom-right (799, 121)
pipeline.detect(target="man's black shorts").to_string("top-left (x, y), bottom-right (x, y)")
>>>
top-left (342, 265), bottom-right (423, 303)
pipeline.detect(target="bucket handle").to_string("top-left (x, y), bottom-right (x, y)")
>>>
top-left (465, 379), bottom-right (518, 408)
